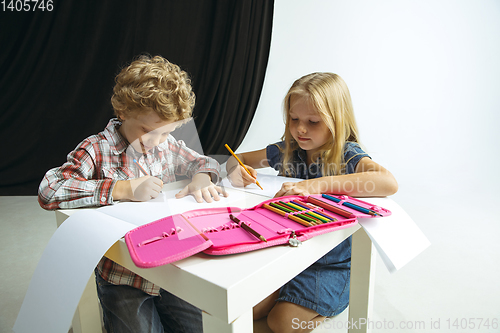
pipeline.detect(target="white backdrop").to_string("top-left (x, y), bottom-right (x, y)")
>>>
top-left (238, 0), bottom-right (500, 329)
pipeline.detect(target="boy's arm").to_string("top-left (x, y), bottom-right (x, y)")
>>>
top-left (168, 138), bottom-right (222, 182)
top-left (275, 157), bottom-right (398, 198)
top-left (38, 148), bottom-right (116, 210)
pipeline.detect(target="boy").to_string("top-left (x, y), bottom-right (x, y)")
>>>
top-left (38, 55), bottom-right (225, 332)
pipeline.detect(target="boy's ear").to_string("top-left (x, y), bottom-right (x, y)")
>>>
top-left (115, 111), bottom-right (125, 122)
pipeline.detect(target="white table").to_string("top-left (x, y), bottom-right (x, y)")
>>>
top-left (56, 180), bottom-right (380, 333)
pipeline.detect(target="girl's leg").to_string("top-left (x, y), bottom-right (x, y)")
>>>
top-left (253, 290), bottom-right (280, 320)
top-left (267, 301), bottom-right (326, 333)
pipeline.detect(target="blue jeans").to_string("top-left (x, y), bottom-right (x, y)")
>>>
top-left (95, 271), bottom-right (202, 333)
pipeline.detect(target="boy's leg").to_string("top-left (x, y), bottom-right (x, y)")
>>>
top-left (95, 272), bottom-right (163, 333)
top-left (154, 289), bottom-right (203, 333)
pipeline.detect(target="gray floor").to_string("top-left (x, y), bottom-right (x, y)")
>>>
top-left (1, 195), bottom-right (499, 333)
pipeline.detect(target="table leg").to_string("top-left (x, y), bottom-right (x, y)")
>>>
top-left (71, 272), bottom-right (103, 333)
top-left (202, 309), bottom-right (253, 333)
top-left (348, 227), bottom-right (376, 333)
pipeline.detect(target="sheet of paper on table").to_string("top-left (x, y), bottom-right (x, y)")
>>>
top-left (220, 173), bottom-right (303, 198)
top-left (357, 198), bottom-right (431, 273)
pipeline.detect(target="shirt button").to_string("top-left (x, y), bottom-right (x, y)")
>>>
top-left (101, 196), bottom-right (107, 202)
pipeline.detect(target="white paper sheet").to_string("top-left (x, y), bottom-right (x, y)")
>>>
top-left (220, 173), bottom-right (303, 198)
top-left (13, 210), bottom-right (136, 333)
top-left (97, 188), bottom-right (246, 226)
top-left (357, 198), bottom-right (431, 273)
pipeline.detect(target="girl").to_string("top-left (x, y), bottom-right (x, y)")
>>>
top-left (226, 72), bottom-right (398, 332)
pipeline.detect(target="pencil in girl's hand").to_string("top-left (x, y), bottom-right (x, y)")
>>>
top-left (133, 159), bottom-right (149, 176)
top-left (224, 143), bottom-right (263, 190)
top-left (229, 214), bottom-right (267, 242)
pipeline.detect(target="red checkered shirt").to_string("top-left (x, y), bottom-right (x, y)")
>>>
top-left (39, 118), bottom-right (221, 295)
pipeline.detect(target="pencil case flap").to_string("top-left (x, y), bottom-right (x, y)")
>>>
top-left (125, 213), bottom-right (213, 268)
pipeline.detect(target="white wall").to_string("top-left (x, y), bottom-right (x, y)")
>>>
top-left (240, 0), bottom-right (500, 205)
top-left (239, 0), bottom-right (500, 327)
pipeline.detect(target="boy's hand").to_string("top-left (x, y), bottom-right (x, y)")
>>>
top-left (227, 164), bottom-right (258, 188)
top-left (176, 173), bottom-right (228, 203)
top-left (112, 176), bottom-right (163, 201)
top-left (129, 176), bottom-right (163, 201)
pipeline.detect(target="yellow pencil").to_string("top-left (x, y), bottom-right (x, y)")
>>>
top-left (224, 144), bottom-right (263, 190)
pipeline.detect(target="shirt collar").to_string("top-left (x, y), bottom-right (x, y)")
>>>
top-left (102, 118), bottom-right (129, 155)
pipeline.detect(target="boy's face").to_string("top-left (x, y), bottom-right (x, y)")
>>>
top-left (288, 95), bottom-right (331, 160)
top-left (118, 109), bottom-right (177, 154)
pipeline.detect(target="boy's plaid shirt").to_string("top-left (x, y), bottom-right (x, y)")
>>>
top-left (39, 118), bottom-right (221, 295)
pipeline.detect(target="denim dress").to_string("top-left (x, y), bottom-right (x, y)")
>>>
top-left (266, 141), bottom-right (370, 316)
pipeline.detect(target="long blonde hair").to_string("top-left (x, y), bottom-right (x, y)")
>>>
top-left (281, 72), bottom-right (360, 176)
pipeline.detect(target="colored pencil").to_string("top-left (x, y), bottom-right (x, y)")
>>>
top-left (307, 196), bottom-right (356, 219)
top-left (264, 203), bottom-right (313, 227)
top-left (229, 214), bottom-right (267, 242)
top-left (180, 215), bottom-right (209, 241)
top-left (322, 194), bottom-right (382, 216)
top-left (273, 202), bottom-right (318, 225)
top-left (280, 201), bottom-right (323, 224)
top-left (224, 144), bottom-right (263, 190)
top-left (133, 158), bottom-right (149, 176)
top-left (290, 201), bottom-right (332, 223)
top-left (302, 202), bottom-right (339, 222)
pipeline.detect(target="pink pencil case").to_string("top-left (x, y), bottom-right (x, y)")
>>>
top-left (124, 194), bottom-right (391, 268)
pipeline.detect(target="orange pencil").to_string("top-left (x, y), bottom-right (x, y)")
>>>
top-left (225, 144), bottom-right (263, 190)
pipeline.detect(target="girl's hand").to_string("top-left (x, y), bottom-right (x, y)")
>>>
top-left (274, 181), bottom-right (311, 198)
top-left (176, 173), bottom-right (228, 203)
top-left (227, 164), bottom-right (258, 188)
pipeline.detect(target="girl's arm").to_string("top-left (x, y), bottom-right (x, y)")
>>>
top-left (226, 148), bottom-right (269, 187)
top-left (275, 157), bottom-right (398, 198)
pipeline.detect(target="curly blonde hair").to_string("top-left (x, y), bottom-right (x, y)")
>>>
top-left (111, 55), bottom-right (195, 121)
top-left (281, 72), bottom-right (360, 176)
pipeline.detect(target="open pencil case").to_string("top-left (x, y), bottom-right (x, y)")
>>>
top-left (124, 194), bottom-right (391, 268)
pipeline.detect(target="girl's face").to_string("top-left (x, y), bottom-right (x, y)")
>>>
top-left (288, 95), bottom-right (331, 161)
top-left (118, 109), bottom-right (176, 154)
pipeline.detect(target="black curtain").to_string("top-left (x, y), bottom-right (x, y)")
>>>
top-left (0, 0), bottom-right (274, 195)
